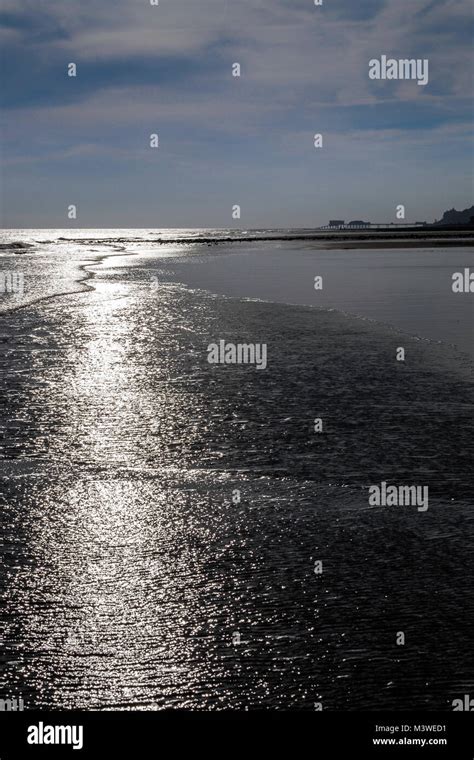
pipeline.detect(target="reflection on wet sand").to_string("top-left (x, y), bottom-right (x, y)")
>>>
top-left (0, 263), bottom-right (473, 710)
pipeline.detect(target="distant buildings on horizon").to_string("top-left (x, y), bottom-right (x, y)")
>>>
top-left (324, 218), bottom-right (428, 230)
top-left (323, 205), bottom-right (474, 230)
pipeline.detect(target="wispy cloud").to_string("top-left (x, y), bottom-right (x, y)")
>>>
top-left (1, 0), bottom-right (472, 227)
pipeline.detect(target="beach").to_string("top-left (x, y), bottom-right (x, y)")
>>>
top-left (0, 230), bottom-right (473, 709)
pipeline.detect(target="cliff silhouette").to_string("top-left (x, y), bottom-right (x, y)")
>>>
top-left (433, 205), bottom-right (474, 226)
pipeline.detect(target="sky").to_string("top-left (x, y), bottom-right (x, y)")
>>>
top-left (0, 0), bottom-right (473, 228)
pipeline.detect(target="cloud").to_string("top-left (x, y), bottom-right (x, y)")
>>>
top-left (2, 0), bottom-right (471, 108)
top-left (1, 0), bottom-right (472, 226)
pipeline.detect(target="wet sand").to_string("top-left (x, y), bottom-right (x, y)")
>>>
top-left (0, 264), bottom-right (473, 710)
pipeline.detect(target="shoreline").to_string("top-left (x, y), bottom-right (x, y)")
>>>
top-left (57, 231), bottom-right (474, 248)
top-left (1, 241), bottom-right (472, 362)
top-left (325, 238), bottom-right (474, 249)
top-left (1, 270), bottom-right (473, 709)
top-left (2, 229), bottom-right (473, 251)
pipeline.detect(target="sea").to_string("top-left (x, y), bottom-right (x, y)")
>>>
top-left (0, 228), bottom-right (473, 710)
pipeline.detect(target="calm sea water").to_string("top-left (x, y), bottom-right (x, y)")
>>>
top-left (153, 242), bottom-right (474, 358)
top-left (1, 229), bottom-right (473, 356)
top-left (0, 229), bottom-right (473, 710)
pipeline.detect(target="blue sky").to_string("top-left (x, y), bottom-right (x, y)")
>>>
top-left (0, 0), bottom-right (472, 228)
